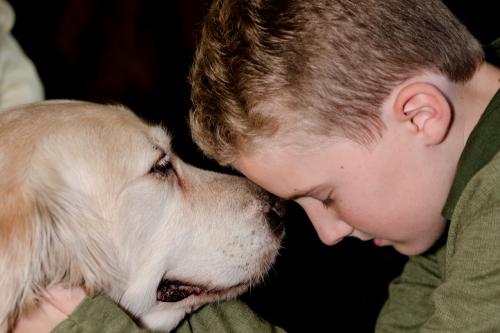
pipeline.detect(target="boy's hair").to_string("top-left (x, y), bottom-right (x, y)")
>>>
top-left (189, 0), bottom-right (484, 165)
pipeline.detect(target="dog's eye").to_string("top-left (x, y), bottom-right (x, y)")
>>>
top-left (150, 152), bottom-right (173, 177)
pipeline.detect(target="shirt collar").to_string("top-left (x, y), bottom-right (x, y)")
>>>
top-left (442, 88), bottom-right (500, 219)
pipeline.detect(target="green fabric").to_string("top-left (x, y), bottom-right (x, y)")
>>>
top-left (442, 88), bottom-right (500, 219)
top-left (376, 70), bottom-right (500, 330)
top-left (53, 296), bottom-right (150, 333)
top-left (176, 300), bottom-right (286, 333)
top-left (375, 240), bottom-right (447, 331)
top-left (52, 296), bottom-right (286, 333)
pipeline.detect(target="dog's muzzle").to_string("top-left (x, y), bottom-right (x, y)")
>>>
top-left (156, 193), bottom-right (286, 303)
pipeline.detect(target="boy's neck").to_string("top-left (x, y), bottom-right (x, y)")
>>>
top-left (454, 62), bottom-right (500, 144)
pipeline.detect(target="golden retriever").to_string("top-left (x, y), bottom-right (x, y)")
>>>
top-left (0, 101), bottom-right (284, 332)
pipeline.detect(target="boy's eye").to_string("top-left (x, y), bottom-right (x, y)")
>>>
top-left (321, 192), bottom-right (335, 208)
top-left (149, 152), bottom-right (173, 177)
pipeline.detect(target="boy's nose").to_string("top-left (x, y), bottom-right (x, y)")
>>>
top-left (311, 217), bottom-right (354, 245)
top-left (299, 200), bottom-right (354, 246)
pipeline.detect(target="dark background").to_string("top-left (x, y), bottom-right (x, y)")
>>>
top-left (8, 1), bottom-right (498, 332)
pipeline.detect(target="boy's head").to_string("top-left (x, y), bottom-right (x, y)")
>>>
top-left (189, 0), bottom-right (486, 255)
top-left (190, 0), bottom-right (483, 164)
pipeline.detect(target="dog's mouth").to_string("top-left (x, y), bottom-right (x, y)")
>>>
top-left (156, 279), bottom-right (244, 303)
top-left (156, 279), bottom-right (203, 302)
top-left (155, 197), bottom-right (286, 303)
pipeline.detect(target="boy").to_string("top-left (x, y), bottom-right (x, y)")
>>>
top-left (188, 0), bottom-right (500, 331)
top-left (14, 0), bottom-right (500, 331)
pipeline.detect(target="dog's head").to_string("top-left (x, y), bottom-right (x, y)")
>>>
top-left (0, 101), bottom-right (284, 332)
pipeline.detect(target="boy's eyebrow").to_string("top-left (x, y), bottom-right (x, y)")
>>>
top-left (286, 188), bottom-right (318, 201)
top-left (286, 185), bottom-right (334, 201)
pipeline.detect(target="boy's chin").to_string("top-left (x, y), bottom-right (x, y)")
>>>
top-left (392, 241), bottom-right (435, 256)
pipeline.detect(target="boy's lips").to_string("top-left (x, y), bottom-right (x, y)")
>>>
top-left (373, 238), bottom-right (390, 247)
top-left (351, 231), bottom-right (371, 241)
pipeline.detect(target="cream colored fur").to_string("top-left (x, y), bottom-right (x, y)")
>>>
top-left (0, 101), bottom-right (282, 332)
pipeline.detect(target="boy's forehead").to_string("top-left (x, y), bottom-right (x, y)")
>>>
top-left (233, 141), bottom-right (340, 199)
top-left (233, 145), bottom-right (294, 194)
top-left (235, 131), bottom-right (346, 168)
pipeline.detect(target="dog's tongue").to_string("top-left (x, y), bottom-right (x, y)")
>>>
top-left (157, 279), bottom-right (204, 302)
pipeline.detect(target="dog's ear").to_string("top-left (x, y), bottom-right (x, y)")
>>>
top-left (0, 183), bottom-right (37, 330)
top-left (36, 183), bottom-right (121, 292)
top-left (0, 177), bottom-right (120, 331)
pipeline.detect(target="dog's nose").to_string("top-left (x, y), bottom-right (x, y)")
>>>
top-left (264, 196), bottom-right (286, 237)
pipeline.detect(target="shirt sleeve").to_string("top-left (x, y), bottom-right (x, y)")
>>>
top-left (52, 296), bottom-right (151, 333)
top-left (375, 245), bottom-right (444, 333)
top-left (420, 157), bottom-right (500, 332)
top-left (52, 296), bottom-right (286, 333)
top-left (175, 299), bottom-right (287, 333)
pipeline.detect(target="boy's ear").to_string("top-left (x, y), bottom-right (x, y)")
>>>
top-left (392, 82), bottom-right (452, 145)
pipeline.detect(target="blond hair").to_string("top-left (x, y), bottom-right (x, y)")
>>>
top-left (189, 0), bottom-right (484, 165)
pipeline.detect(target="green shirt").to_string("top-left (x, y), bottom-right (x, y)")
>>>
top-left (53, 297), bottom-right (285, 333)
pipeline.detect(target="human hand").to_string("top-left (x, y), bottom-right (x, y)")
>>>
top-left (13, 286), bottom-right (86, 333)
